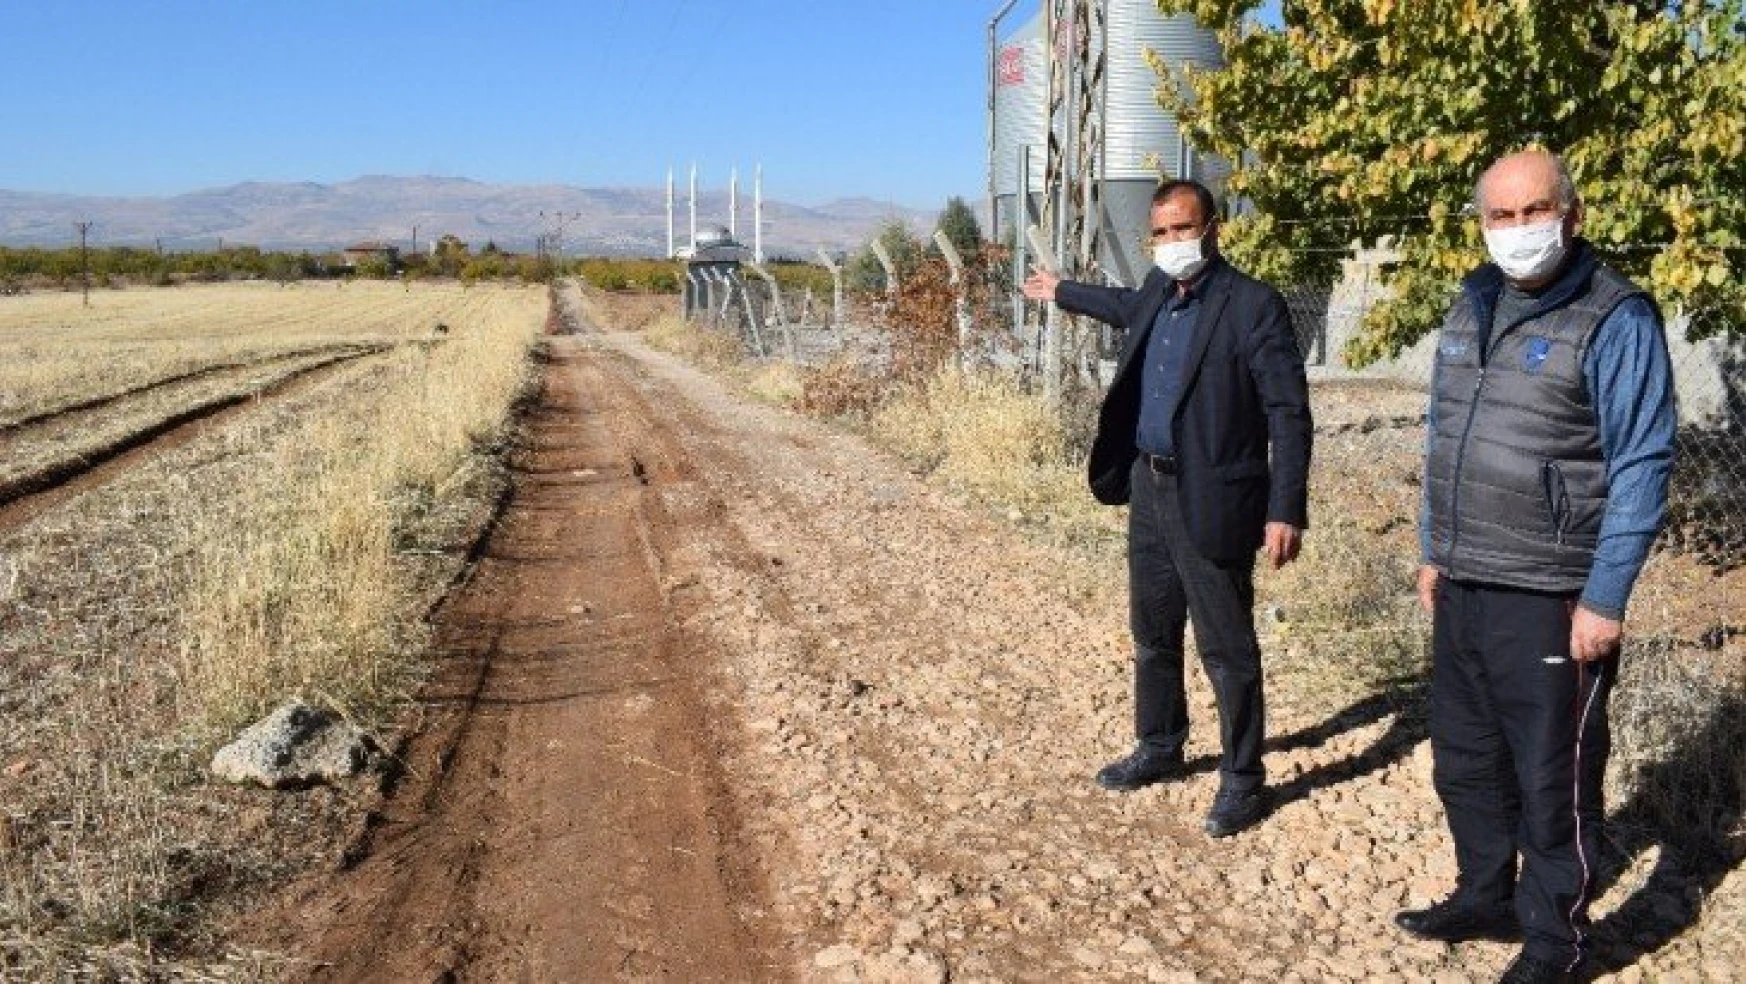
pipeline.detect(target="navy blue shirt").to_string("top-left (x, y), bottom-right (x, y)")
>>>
top-left (1135, 265), bottom-right (1215, 457)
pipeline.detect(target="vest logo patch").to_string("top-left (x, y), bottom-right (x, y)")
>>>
top-left (1439, 339), bottom-right (1468, 358)
top-left (1522, 336), bottom-right (1552, 373)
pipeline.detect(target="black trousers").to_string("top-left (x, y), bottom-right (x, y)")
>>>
top-left (1431, 577), bottom-right (1614, 969)
top-left (1127, 458), bottom-right (1265, 792)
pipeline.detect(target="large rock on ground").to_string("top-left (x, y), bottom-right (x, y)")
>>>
top-left (210, 702), bottom-right (375, 789)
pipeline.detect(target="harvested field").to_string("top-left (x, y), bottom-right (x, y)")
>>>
top-left (0, 281), bottom-right (546, 977)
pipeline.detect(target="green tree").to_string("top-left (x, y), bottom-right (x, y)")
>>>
top-left (935, 196), bottom-right (985, 261)
top-left (847, 219), bottom-right (927, 294)
top-left (1154, 0), bottom-right (1745, 365)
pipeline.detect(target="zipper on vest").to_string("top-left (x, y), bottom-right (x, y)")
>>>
top-left (1541, 460), bottom-right (1571, 546)
top-left (1446, 365), bottom-right (1487, 578)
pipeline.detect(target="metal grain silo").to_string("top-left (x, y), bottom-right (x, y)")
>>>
top-left (1098, 0), bottom-right (1228, 284)
top-left (991, 11), bottom-right (1046, 243)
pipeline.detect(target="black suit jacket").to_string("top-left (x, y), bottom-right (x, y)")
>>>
top-left (1058, 259), bottom-right (1312, 564)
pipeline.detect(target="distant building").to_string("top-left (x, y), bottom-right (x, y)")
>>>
top-left (342, 241), bottom-right (401, 268)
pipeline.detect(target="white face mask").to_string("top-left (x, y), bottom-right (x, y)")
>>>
top-left (1483, 217), bottom-right (1567, 282)
top-left (1152, 231), bottom-right (1209, 281)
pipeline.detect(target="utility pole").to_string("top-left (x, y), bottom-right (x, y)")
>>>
top-left (539, 210), bottom-right (580, 267)
top-left (729, 167), bottom-right (739, 239)
top-left (411, 224), bottom-right (419, 256)
top-left (75, 221), bottom-right (92, 307)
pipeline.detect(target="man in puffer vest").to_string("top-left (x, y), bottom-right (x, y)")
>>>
top-left (1396, 149), bottom-right (1676, 984)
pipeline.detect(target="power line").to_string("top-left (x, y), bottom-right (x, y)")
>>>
top-left (74, 221), bottom-right (92, 308)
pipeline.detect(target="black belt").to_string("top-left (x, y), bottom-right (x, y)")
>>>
top-left (1141, 452), bottom-right (1178, 475)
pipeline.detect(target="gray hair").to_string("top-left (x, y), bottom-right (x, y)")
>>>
top-left (1471, 150), bottom-right (1579, 215)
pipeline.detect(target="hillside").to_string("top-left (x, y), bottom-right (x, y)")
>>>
top-left (0, 176), bottom-right (942, 259)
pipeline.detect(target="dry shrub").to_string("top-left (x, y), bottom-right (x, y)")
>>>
top-left (883, 259), bottom-right (963, 381)
top-left (745, 361), bottom-right (804, 407)
top-left (870, 366), bottom-right (1085, 510)
top-left (643, 314), bottom-right (744, 367)
top-left (797, 357), bottom-right (886, 418)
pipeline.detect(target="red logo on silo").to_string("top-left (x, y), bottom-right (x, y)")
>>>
top-left (998, 46), bottom-right (1025, 85)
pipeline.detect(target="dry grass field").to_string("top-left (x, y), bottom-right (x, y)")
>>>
top-left (0, 281), bottom-right (546, 976)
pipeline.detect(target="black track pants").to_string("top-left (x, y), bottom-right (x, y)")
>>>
top-left (1127, 459), bottom-right (1265, 793)
top-left (1430, 577), bottom-right (1614, 970)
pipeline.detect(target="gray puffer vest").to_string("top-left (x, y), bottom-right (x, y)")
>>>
top-left (1425, 247), bottom-right (1642, 592)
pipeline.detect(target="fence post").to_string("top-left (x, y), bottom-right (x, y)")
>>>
top-left (870, 239), bottom-right (899, 299)
top-left (751, 264), bottom-right (798, 360)
top-left (933, 229), bottom-right (974, 366)
top-left (816, 249), bottom-right (844, 330)
top-left (1027, 223), bottom-right (1063, 405)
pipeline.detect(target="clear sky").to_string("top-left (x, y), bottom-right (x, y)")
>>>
top-left (4, 2), bottom-right (1277, 209)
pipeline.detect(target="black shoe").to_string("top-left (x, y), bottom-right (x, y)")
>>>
top-left (1094, 746), bottom-right (1185, 791)
top-left (1497, 951), bottom-right (1579, 984)
top-left (1203, 785), bottom-right (1270, 837)
top-left (1394, 897), bottom-right (1521, 943)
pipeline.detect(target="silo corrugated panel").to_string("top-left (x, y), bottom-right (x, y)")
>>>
top-left (993, 12), bottom-right (1047, 200)
top-left (1103, 0), bottom-right (1222, 182)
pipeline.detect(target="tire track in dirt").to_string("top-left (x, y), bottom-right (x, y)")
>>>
top-left (0, 342), bottom-right (381, 437)
top-left (0, 344), bottom-right (396, 532)
top-left (270, 335), bottom-right (781, 982)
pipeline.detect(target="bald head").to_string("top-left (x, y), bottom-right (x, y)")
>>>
top-left (1473, 150), bottom-right (1579, 223)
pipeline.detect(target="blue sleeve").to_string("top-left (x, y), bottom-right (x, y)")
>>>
top-left (1579, 296), bottom-right (1676, 619)
top-left (1420, 349), bottom-right (1438, 565)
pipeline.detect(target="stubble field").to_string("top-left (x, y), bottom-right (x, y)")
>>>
top-left (1, 280), bottom-right (545, 977)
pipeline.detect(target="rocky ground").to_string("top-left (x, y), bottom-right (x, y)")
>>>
top-left (578, 313), bottom-right (1745, 981)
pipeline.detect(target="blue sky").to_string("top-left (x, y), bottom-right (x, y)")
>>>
top-left (3, 1), bottom-right (1275, 209)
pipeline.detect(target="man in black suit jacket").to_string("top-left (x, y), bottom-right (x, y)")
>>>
top-left (1024, 180), bottom-right (1312, 837)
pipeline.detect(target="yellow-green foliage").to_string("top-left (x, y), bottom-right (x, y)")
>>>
top-left (1156, 0), bottom-right (1745, 363)
top-left (575, 257), bottom-right (681, 292)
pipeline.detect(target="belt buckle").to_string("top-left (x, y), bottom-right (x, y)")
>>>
top-left (1148, 454), bottom-right (1175, 475)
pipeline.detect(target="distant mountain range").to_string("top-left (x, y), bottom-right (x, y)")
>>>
top-left (0, 176), bottom-right (943, 259)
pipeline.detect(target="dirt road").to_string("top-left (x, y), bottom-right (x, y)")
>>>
top-left (265, 295), bottom-right (1744, 982)
top-left (273, 336), bottom-right (778, 980)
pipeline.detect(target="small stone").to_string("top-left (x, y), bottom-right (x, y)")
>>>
top-left (1072, 946), bottom-right (1106, 969)
top-left (4, 759), bottom-right (33, 778)
top-left (1118, 934), bottom-right (1157, 958)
